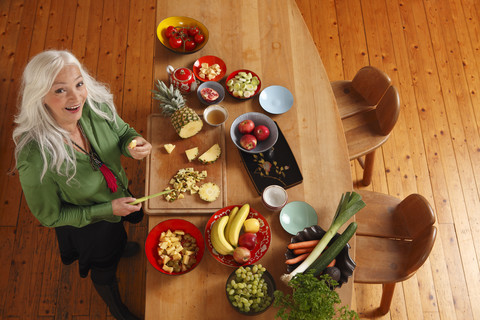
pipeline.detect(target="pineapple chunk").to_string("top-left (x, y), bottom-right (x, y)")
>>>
top-left (185, 147), bottom-right (199, 162)
top-left (198, 143), bottom-right (221, 164)
top-left (164, 144), bottom-right (176, 154)
top-left (163, 264), bottom-right (174, 273)
top-left (128, 139), bottom-right (137, 149)
top-left (198, 182), bottom-right (220, 202)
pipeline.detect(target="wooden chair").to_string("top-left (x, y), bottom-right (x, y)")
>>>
top-left (354, 190), bottom-right (437, 316)
top-left (331, 66), bottom-right (392, 119)
top-left (342, 85), bottom-right (401, 186)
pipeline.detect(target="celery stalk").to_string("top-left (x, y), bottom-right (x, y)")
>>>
top-left (281, 192), bottom-right (365, 284)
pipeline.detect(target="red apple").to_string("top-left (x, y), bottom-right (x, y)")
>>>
top-left (239, 134), bottom-right (257, 150)
top-left (238, 232), bottom-right (257, 250)
top-left (238, 119), bottom-right (255, 134)
top-left (253, 125), bottom-right (270, 141)
top-left (233, 246), bottom-right (251, 264)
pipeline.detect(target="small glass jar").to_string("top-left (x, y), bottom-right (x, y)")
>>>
top-left (262, 185), bottom-right (288, 211)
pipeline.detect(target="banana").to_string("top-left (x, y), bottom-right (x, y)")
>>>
top-left (211, 215), bottom-right (234, 255)
top-left (227, 203), bottom-right (250, 247)
top-left (224, 206), bottom-right (239, 242)
top-left (211, 232), bottom-right (231, 255)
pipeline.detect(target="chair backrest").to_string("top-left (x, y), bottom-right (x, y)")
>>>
top-left (376, 85), bottom-right (401, 135)
top-left (405, 226), bottom-right (436, 279)
top-left (352, 66), bottom-right (392, 105)
top-left (394, 193), bottom-right (436, 239)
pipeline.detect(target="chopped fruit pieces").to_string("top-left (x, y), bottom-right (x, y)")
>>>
top-left (198, 182), bottom-right (220, 202)
top-left (164, 144), bottom-right (176, 153)
top-left (185, 147), bottom-right (199, 162)
top-left (163, 168), bottom-right (208, 202)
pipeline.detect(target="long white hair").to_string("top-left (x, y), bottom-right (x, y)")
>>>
top-left (13, 50), bottom-right (118, 182)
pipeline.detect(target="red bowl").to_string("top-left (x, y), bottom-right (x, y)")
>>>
top-left (193, 55), bottom-right (227, 82)
top-left (225, 69), bottom-right (262, 100)
top-left (146, 219), bottom-right (205, 275)
top-left (205, 205), bottom-right (271, 267)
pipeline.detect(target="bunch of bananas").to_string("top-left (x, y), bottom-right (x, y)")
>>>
top-left (210, 204), bottom-right (250, 255)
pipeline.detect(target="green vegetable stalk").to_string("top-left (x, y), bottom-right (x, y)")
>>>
top-left (281, 192), bottom-right (365, 284)
top-left (128, 190), bottom-right (173, 205)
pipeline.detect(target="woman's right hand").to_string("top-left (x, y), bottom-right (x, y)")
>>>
top-left (112, 197), bottom-right (141, 217)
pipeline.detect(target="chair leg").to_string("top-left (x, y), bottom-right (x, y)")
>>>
top-left (362, 151), bottom-right (376, 186)
top-left (378, 282), bottom-right (396, 316)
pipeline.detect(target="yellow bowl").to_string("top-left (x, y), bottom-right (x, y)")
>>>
top-left (157, 16), bottom-right (209, 54)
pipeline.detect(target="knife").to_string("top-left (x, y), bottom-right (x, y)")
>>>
top-left (129, 190), bottom-right (174, 205)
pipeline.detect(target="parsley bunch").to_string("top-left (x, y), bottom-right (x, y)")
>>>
top-left (274, 272), bottom-right (358, 320)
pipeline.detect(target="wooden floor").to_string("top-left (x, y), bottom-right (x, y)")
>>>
top-left (1, 0), bottom-right (479, 319)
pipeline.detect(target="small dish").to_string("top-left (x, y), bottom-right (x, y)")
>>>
top-left (230, 112), bottom-right (278, 154)
top-left (279, 201), bottom-right (318, 235)
top-left (205, 205), bottom-right (271, 267)
top-left (156, 16), bottom-right (209, 54)
top-left (145, 219), bottom-right (205, 275)
top-left (226, 265), bottom-right (276, 315)
top-left (203, 104), bottom-right (228, 126)
top-left (197, 81), bottom-right (225, 105)
top-left (259, 85), bottom-right (294, 114)
top-left (193, 55), bottom-right (226, 82)
top-left (225, 69), bottom-right (261, 100)
top-left (262, 185), bottom-right (288, 211)
top-left (285, 225), bottom-right (356, 287)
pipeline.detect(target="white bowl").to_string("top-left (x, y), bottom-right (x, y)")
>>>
top-left (259, 85), bottom-right (294, 114)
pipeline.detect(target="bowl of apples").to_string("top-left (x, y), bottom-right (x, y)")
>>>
top-left (230, 112), bottom-right (278, 154)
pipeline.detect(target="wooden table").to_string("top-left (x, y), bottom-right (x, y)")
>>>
top-left (145, 1), bottom-right (353, 318)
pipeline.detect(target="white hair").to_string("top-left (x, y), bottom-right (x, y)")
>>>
top-left (13, 50), bottom-right (118, 182)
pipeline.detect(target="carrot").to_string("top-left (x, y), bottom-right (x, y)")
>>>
top-left (327, 258), bottom-right (336, 268)
top-left (287, 239), bottom-right (320, 250)
top-left (293, 247), bottom-right (315, 255)
top-left (285, 253), bottom-right (310, 264)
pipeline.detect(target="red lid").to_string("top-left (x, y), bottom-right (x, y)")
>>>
top-left (174, 68), bottom-right (193, 81)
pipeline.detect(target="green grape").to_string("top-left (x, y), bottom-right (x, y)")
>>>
top-left (226, 264), bottom-right (272, 313)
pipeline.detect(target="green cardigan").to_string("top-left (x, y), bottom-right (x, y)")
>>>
top-left (17, 102), bottom-right (140, 228)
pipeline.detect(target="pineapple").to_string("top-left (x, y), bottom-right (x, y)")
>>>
top-left (198, 143), bottom-right (221, 164)
top-left (153, 80), bottom-right (203, 138)
top-left (198, 182), bottom-right (220, 202)
top-left (185, 147), bottom-right (199, 162)
top-left (164, 144), bottom-right (176, 153)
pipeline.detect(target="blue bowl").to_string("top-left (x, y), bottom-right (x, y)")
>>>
top-left (259, 85), bottom-right (294, 114)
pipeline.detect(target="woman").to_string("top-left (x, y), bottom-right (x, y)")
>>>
top-left (13, 50), bottom-right (151, 320)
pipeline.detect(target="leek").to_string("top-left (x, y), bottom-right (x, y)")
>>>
top-left (281, 192), bottom-right (365, 284)
top-left (128, 190), bottom-right (173, 205)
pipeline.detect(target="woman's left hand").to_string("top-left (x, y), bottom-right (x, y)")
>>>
top-left (129, 137), bottom-right (152, 160)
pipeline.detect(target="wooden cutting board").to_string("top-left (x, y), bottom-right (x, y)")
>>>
top-left (145, 114), bottom-right (227, 214)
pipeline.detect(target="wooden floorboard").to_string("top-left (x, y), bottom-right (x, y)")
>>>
top-left (1, 0), bottom-right (480, 319)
